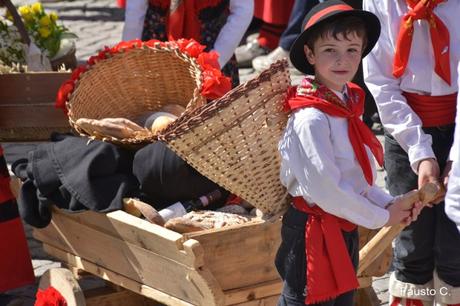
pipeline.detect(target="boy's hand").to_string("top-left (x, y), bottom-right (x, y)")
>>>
top-left (418, 158), bottom-right (443, 204)
top-left (385, 196), bottom-right (423, 226)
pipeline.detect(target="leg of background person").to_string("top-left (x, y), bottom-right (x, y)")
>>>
top-left (253, 0), bottom-right (320, 73)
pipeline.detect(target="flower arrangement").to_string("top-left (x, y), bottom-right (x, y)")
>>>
top-left (16, 2), bottom-right (76, 59)
top-left (0, 18), bottom-right (26, 66)
top-left (0, 2), bottom-right (76, 67)
top-left (55, 38), bottom-right (232, 113)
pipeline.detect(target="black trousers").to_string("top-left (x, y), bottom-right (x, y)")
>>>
top-left (275, 206), bottom-right (359, 306)
top-left (384, 126), bottom-right (460, 286)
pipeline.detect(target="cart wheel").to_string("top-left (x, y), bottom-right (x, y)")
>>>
top-left (38, 267), bottom-right (86, 306)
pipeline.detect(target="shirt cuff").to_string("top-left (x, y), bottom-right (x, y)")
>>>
top-left (408, 143), bottom-right (436, 174)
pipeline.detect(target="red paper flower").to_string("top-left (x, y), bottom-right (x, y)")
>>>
top-left (54, 38), bottom-right (231, 113)
top-left (35, 286), bottom-right (67, 306)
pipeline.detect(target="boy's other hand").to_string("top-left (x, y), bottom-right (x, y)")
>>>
top-left (418, 158), bottom-right (440, 188)
top-left (385, 196), bottom-right (423, 226)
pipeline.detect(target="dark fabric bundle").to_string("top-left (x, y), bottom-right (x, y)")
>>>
top-left (133, 142), bottom-right (228, 210)
top-left (13, 135), bottom-right (139, 228)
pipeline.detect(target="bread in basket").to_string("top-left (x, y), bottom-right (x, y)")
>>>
top-left (55, 39), bottom-right (231, 146)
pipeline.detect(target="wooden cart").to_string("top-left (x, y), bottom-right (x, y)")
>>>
top-left (2, 71), bottom-right (392, 306)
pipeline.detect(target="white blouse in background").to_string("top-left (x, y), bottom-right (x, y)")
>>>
top-left (121, 0), bottom-right (253, 68)
top-left (363, 0), bottom-right (460, 173)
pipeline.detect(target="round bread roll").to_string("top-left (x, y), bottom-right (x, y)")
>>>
top-left (151, 115), bottom-right (176, 135)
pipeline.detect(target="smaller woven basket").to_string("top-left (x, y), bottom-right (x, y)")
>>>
top-left (66, 43), bottom-right (206, 145)
top-left (159, 60), bottom-right (291, 216)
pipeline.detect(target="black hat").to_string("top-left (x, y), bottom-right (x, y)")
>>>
top-left (289, 0), bottom-right (381, 75)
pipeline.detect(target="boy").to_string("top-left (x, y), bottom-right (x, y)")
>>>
top-left (277, 1), bottom-right (422, 305)
top-left (363, 0), bottom-right (460, 305)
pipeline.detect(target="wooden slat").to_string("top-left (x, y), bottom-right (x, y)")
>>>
top-left (85, 286), bottom-right (161, 306)
top-left (224, 280), bottom-right (281, 306)
top-left (51, 209), bottom-right (202, 267)
top-left (0, 105), bottom-right (69, 129)
top-left (229, 295), bottom-right (279, 306)
top-left (0, 72), bottom-right (71, 104)
top-left (42, 245), bottom-right (198, 306)
top-left (33, 213), bottom-right (224, 305)
top-left (187, 220), bottom-right (282, 291)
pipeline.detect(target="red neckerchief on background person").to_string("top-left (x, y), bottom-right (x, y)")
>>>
top-left (284, 77), bottom-right (384, 304)
top-left (285, 76), bottom-right (384, 185)
top-left (150, 0), bottom-right (224, 41)
top-left (393, 0), bottom-right (451, 85)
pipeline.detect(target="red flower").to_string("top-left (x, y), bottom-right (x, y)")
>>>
top-left (201, 67), bottom-right (231, 100)
top-left (143, 39), bottom-right (161, 48)
top-left (70, 66), bottom-right (87, 81)
top-left (35, 286), bottom-right (67, 306)
top-left (176, 39), bottom-right (205, 58)
top-left (55, 80), bottom-right (74, 113)
top-left (197, 51), bottom-right (220, 70)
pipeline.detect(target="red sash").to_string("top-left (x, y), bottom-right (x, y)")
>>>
top-left (403, 91), bottom-right (457, 127)
top-left (0, 146), bottom-right (35, 292)
top-left (393, 0), bottom-right (451, 85)
top-left (293, 197), bottom-right (358, 304)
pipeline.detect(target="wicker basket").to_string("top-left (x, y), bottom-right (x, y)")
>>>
top-left (67, 44), bottom-right (206, 146)
top-left (158, 60), bottom-right (291, 216)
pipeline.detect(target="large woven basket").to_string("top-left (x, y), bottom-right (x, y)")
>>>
top-left (158, 60), bottom-right (291, 216)
top-left (66, 43), bottom-right (206, 145)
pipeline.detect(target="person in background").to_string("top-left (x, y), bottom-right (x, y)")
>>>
top-left (0, 145), bottom-right (35, 298)
top-left (277, 1), bottom-right (422, 305)
top-left (235, 0), bottom-right (293, 68)
top-left (122, 0), bottom-right (253, 87)
top-left (445, 62), bottom-right (460, 235)
top-left (363, 0), bottom-right (460, 305)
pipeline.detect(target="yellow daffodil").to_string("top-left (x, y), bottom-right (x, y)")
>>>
top-left (18, 6), bottom-right (31, 17)
top-left (31, 3), bottom-right (43, 15)
top-left (38, 27), bottom-right (51, 38)
top-left (49, 12), bottom-right (58, 22)
top-left (39, 15), bottom-right (51, 26)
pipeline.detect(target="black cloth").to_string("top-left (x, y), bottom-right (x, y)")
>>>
top-left (275, 206), bottom-right (358, 306)
top-left (13, 136), bottom-right (139, 228)
top-left (133, 142), bottom-right (228, 210)
top-left (385, 127), bottom-right (460, 286)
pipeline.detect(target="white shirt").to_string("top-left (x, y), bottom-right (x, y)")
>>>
top-left (279, 88), bottom-right (392, 229)
top-left (122, 0), bottom-right (254, 68)
top-left (363, 0), bottom-right (460, 173)
top-left (445, 61), bottom-right (460, 234)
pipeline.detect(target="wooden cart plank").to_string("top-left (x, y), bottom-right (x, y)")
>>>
top-left (42, 244), bottom-right (200, 306)
top-left (33, 213), bottom-right (223, 305)
top-left (223, 280), bottom-right (281, 306)
top-left (187, 220), bottom-right (281, 291)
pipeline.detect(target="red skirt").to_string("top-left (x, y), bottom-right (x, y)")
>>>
top-left (0, 146), bottom-right (34, 292)
top-left (254, 0), bottom-right (294, 25)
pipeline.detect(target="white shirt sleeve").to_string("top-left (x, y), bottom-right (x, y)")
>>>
top-left (445, 62), bottom-right (460, 233)
top-left (362, 0), bottom-right (435, 174)
top-left (213, 0), bottom-right (254, 67)
top-left (285, 109), bottom-right (389, 229)
top-left (122, 0), bottom-right (148, 41)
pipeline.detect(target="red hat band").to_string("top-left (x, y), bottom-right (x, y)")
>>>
top-left (305, 4), bottom-right (354, 29)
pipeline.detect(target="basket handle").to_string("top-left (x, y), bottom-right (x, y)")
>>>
top-left (0, 0), bottom-right (31, 45)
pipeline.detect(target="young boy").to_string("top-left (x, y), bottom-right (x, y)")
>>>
top-left (277, 1), bottom-right (422, 305)
top-left (363, 0), bottom-right (460, 305)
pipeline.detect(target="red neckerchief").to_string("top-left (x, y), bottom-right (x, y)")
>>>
top-left (392, 297), bottom-right (460, 306)
top-left (292, 197), bottom-right (358, 304)
top-left (285, 77), bottom-right (383, 185)
top-left (393, 0), bottom-right (451, 85)
top-left (150, 0), bottom-right (225, 41)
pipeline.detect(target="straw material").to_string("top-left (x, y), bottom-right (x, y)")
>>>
top-left (159, 60), bottom-right (291, 216)
top-left (67, 45), bottom-right (205, 145)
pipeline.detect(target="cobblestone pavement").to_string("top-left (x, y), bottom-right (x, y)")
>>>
top-left (2, 1), bottom-right (389, 305)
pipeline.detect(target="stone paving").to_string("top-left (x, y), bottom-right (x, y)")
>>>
top-left (2, 1), bottom-right (390, 305)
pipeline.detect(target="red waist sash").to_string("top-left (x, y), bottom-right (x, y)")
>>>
top-left (292, 197), bottom-right (359, 304)
top-left (403, 92), bottom-right (457, 127)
